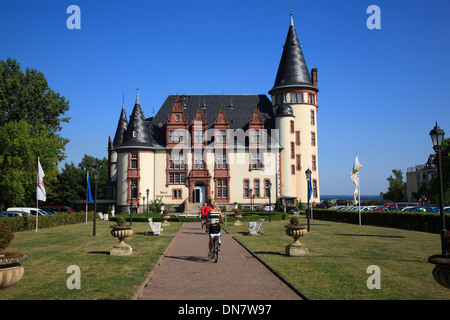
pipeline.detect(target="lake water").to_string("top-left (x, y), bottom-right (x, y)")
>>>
top-left (321, 195), bottom-right (383, 202)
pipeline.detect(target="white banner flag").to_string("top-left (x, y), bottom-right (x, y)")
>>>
top-left (37, 158), bottom-right (46, 202)
top-left (350, 154), bottom-right (363, 205)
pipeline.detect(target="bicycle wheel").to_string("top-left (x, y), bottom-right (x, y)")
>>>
top-left (210, 240), bottom-right (215, 260)
top-left (213, 239), bottom-right (219, 263)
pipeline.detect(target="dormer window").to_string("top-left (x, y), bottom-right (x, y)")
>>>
top-left (132, 130), bottom-right (138, 138)
top-left (175, 115), bottom-right (180, 122)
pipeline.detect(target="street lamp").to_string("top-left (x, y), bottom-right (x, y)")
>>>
top-left (305, 168), bottom-right (312, 232)
top-left (146, 188), bottom-right (150, 218)
top-left (93, 169), bottom-right (99, 236)
top-left (249, 188), bottom-right (253, 213)
top-left (268, 182), bottom-right (272, 223)
top-left (429, 123), bottom-right (447, 257)
top-left (428, 122), bottom-right (450, 289)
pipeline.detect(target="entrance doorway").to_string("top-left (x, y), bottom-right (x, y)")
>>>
top-left (193, 184), bottom-right (206, 203)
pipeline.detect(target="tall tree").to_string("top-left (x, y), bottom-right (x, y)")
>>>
top-left (0, 58), bottom-right (70, 209)
top-left (381, 169), bottom-right (405, 202)
top-left (0, 58), bottom-right (70, 133)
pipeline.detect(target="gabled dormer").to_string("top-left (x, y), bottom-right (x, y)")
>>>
top-left (166, 95), bottom-right (188, 147)
top-left (191, 106), bottom-right (207, 146)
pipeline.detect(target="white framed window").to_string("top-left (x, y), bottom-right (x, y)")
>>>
top-left (250, 129), bottom-right (261, 143)
top-left (251, 152), bottom-right (262, 169)
top-left (169, 130), bottom-right (186, 143)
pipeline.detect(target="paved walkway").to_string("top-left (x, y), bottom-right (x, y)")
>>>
top-left (136, 222), bottom-right (304, 300)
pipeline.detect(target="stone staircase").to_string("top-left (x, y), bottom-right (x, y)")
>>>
top-left (185, 203), bottom-right (202, 214)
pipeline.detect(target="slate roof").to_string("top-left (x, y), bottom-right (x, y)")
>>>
top-left (112, 106), bottom-right (128, 148)
top-left (114, 94), bottom-right (277, 149)
top-left (270, 13), bottom-right (316, 93)
top-left (149, 94), bottom-right (276, 147)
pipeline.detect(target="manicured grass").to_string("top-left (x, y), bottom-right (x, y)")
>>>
top-left (224, 217), bottom-right (450, 300)
top-left (1, 220), bottom-right (182, 300)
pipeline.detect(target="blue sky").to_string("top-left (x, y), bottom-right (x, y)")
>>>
top-left (1, 0), bottom-right (449, 196)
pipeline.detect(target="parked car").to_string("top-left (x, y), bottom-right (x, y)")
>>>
top-left (39, 206), bottom-right (76, 214)
top-left (262, 204), bottom-right (275, 211)
top-left (330, 199), bottom-right (349, 206)
top-left (2, 211), bottom-right (32, 217)
top-left (445, 206), bottom-right (450, 213)
top-left (285, 205), bottom-right (297, 212)
top-left (362, 206), bottom-right (377, 211)
top-left (373, 203), bottom-right (419, 212)
top-left (7, 207), bottom-right (49, 216)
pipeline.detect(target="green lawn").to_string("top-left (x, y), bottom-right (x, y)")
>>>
top-left (2, 216), bottom-right (449, 300)
top-left (224, 217), bottom-right (450, 300)
top-left (1, 220), bottom-right (181, 300)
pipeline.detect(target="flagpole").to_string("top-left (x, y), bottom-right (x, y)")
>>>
top-left (358, 178), bottom-right (361, 226)
top-left (36, 158), bottom-right (39, 232)
top-left (36, 199), bottom-right (39, 232)
top-left (86, 171), bottom-right (88, 224)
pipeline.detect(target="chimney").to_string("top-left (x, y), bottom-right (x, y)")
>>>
top-left (311, 68), bottom-right (318, 87)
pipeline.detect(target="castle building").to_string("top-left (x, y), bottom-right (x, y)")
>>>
top-left (107, 12), bottom-right (320, 213)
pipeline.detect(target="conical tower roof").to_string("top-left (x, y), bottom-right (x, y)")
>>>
top-left (122, 87), bottom-right (152, 147)
top-left (270, 12), bottom-right (316, 93)
top-left (112, 96), bottom-right (128, 148)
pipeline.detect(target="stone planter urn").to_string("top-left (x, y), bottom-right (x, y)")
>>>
top-left (428, 255), bottom-right (450, 289)
top-left (110, 219), bottom-right (133, 256)
top-left (285, 217), bottom-right (309, 257)
top-left (0, 252), bottom-right (28, 289)
top-left (161, 210), bottom-right (170, 226)
top-left (428, 231), bottom-right (450, 289)
top-left (233, 209), bottom-right (242, 226)
top-left (0, 223), bottom-right (27, 289)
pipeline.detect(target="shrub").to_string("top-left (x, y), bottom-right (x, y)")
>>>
top-left (311, 208), bottom-right (450, 233)
top-left (0, 222), bottom-right (14, 252)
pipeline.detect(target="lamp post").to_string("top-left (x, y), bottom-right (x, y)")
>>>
top-left (428, 122), bottom-right (450, 289)
top-left (430, 123), bottom-right (447, 257)
top-left (305, 168), bottom-right (312, 232)
top-left (268, 182), bottom-right (272, 223)
top-left (93, 170), bottom-right (99, 236)
top-left (249, 188), bottom-right (253, 213)
top-left (146, 188), bottom-right (150, 218)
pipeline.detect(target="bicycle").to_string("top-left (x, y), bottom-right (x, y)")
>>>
top-left (210, 235), bottom-right (221, 263)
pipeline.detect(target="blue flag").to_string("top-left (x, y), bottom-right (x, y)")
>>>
top-left (87, 172), bottom-right (93, 203)
top-left (308, 177), bottom-right (312, 199)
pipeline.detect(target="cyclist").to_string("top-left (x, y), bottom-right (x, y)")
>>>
top-left (201, 202), bottom-right (212, 229)
top-left (205, 204), bottom-right (223, 258)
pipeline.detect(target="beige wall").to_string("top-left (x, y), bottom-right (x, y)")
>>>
top-left (116, 152), bottom-right (129, 206)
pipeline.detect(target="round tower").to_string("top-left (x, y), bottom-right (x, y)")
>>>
top-left (270, 11), bottom-right (320, 205)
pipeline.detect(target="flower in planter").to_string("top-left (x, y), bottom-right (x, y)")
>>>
top-left (288, 216), bottom-right (301, 226)
top-left (116, 216), bottom-right (126, 226)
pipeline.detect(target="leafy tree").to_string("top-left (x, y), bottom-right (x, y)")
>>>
top-left (0, 120), bottom-right (66, 209)
top-left (78, 154), bottom-right (108, 199)
top-left (0, 58), bottom-right (70, 133)
top-left (380, 169), bottom-right (405, 202)
top-left (47, 162), bottom-right (84, 206)
top-left (0, 58), bottom-right (70, 209)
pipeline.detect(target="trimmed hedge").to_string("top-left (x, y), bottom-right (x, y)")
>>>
top-left (111, 211), bottom-right (289, 223)
top-left (0, 212), bottom-right (95, 233)
top-left (311, 209), bottom-right (450, 233)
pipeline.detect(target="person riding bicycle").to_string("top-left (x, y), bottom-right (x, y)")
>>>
top-left (205, 204), bottom-right (223, 258)
top-left (201, 202), bottom-right (212, 229)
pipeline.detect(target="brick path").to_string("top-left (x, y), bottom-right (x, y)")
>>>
top-left (136, 222), bottom-right (304, 300)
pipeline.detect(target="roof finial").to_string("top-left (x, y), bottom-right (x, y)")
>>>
top-left (136, 86), bottom-right (140, 105)
top-left (122, 92), bottom-right (125, 110)
top-left (290, 9), bottom-right (294, 26)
